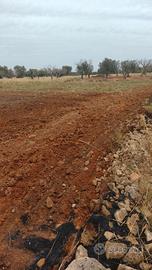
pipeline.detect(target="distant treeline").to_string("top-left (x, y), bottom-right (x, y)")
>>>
top-left (0, 59), bottom-right (152, 79)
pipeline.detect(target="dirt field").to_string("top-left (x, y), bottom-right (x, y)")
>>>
top-left (0, 77), bottom-right (152, 269)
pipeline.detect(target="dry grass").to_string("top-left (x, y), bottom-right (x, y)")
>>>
top-left (0, 76), bottom-right (152, 93)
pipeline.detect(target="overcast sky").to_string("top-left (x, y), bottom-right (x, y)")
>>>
top-left (0, 0), bottom-right (152, 69)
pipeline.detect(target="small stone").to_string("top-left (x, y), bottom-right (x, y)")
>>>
top-left (11, 208), bottom-right (16, 213)
top-left (103, 200), bottom-right (112, 209)
top-left (72, 204), bottom-right (76, 208)
top-left (90, 199), bottom-right (101, 212)
top-left (105, 241), bottom-right (127, 260)
top-left (75, 245), bottom-right (88, 259)
top-left (80, 224), bottom-right (98, 246)
top-left (84, 167), bottom-right (88, 171)
top-left (145, 243), bottom-right (152, 253)
top-left (144, 229), bottom-right (152, 242)
top-left (118, 264), bottom-right (137, 270)
top-left (125, 185), bottom-right (141, 202)
top-left (116, 169), bottom-right (123, 177)
top-left (37, 258), bottom-right (46, 268)
top-left (92, 178), bottom-right (101, 186)
top-left (127, 214), bottom-right (139, 236)
top-left (46, 197), bottom-right (53, 209)
top-left (114, 208), bottom-right (127, 224)
top-left (123, 246), bottom-right (144, 265)
top-left (126, 235), bottom-right (139, 245)
top-left (104, 231), bottom-right (115, 241)
top-left (102, 205), bottom-right (111, 217)
top-left (130, 172), bottom-right (140, 182)
top-left (62, 183), bottom-right (66, 187)
top-left (140, 262), bottom-right (152, 270)
top-left (85, 160), bottom-right (90, 166)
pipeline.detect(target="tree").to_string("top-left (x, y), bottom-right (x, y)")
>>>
top-left (98, 58), bottom-right (119, 78)
top-left (26, 69), bottom-right (38, 79)
top-left (121, 61), bottom-right (131, 79)
top-left (62, 66), bottom-right (72, 76)
top-left (76, 60), bottom-right (93, 79)
top-left (139, 60), bottom-right (152, 75)
top-left (14, 65), bottom-right (26, 78)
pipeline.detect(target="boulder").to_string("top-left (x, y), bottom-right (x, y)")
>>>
top-left (105, 241), bottom-right (127, 260)
top-left (65, 257), bottom-right (108, 270)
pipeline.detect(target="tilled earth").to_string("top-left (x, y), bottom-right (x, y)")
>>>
top-left (0, 87), bottom-right (152, 269)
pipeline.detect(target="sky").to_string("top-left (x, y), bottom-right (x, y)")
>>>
top-left (0, 0), bottom-right (152, 69)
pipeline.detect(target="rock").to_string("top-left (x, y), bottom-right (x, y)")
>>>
top-left (85, 160), bottom-right (90, 166)
top-left (102, 205), bottom-right (111, 217)
top-left (123, 246), bottom-right (144, 265)
top-left (46, 197), bottom-right (53, 209)
top-left (105, 241), bottom-right (127, 260)
top-left (126, 235), bottom-right (139, 245)
top-left (72, 204), bottom-right (76, 208)
top-left (92, 178), bottom-right (101, 186)
top-left (80, 224), bottom-right (98, 246)
top-left (65, 257), bottom-right (108, 270)
top-left (103, 200), bottom-right (112, 209)
top-left (145, 243), bottom-right (152, 253)
top-left (130, 172), bottom-right (141, 182)
top-left (114, 208), bottom-right (127, 224)
top-left (75, 245), bottom-right (88, 259)
top-left (127, 214), bottom-right (139, 236)
top-left (104, 231), bottom-right (115, 241)
top-left (37, 258), bottom-right (46, 268)
top-left (144, 229), bottom-right (152, 242)
top-left (116, 169), bottom-right (123, 177)
top-left (107, 182), bottom-right (119, 194)
top-left (118, 199), bottom-right (131, 212)
top-left (118, 264), bottom-right (137, 270)
top-left (140, 262), bottom-right (152, 270)
top-left (90, 199), bottom-right (101, 212)
top-left (125, 185), bottom-right (141, 202)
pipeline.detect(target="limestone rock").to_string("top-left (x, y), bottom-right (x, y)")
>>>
top-left (37, 258), bottom-right (46, 268)
top-left (104, 231), bottom-right (115, 241)
top-left (144, 229), bottom-right (152, 242)
top-left (145, 243), bottom-right (152, 253)
top-left (140, 262), bottom-right (152, 270)
top-left (90, 199), bottom-right (101, 212)
top-left (80, 224), bottom-right (98, 246)
top-left (102, 205), bottom-right (111, 217)
top-left (65, 257), bottom-right (108, 270)
top-left (114, 208), bottom-right (127, 224)
top-left (46, 197), bottom-right (53, 209)
top-left (75, 245), bottom-right (88, 259)
top-left (118, 264), bottom-right (137, 270)
top-left (127, 214), bottom-right (139, 236)
top-left (130, 172), bottom-right (140, 182)
top-left (105, 241), bottom-right (127, 260)
top-left (126, 235), bottom-right (139, 245)
top-left (123, 246), bottom-right (144, 265)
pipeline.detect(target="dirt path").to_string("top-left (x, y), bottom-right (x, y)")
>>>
top-left (0, 87), bottom-right (152, 269)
